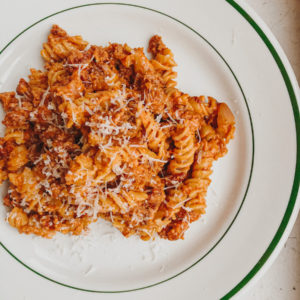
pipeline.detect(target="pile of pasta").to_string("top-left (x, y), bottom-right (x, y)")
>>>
top-left (0, 25), bottom-right (235, 240)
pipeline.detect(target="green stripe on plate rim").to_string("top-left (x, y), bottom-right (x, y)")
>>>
top-left (1, 1), bottom-right (294, 296)
top-left (222, 0), bottom-right (300, 299)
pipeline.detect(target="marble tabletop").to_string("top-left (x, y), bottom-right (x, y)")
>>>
top-left (242, 1), bottom-right (300, 299)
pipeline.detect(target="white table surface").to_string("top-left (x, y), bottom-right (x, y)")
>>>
top-left (0, 1), bottom-right (299, 299)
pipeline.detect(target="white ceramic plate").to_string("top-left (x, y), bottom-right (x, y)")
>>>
top-left (0, 1), bottom-right (299, 299)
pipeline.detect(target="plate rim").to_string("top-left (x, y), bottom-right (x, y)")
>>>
top-left (0, 1), bottom-right (298, 298)
top-left (222, 0), bottom-right (300, 298)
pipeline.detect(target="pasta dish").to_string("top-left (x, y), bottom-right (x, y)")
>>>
top-left (0, 25), bottom-right (235, 240)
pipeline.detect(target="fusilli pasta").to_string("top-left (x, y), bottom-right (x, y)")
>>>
top-left (0, 26), bottom-right (235, 240)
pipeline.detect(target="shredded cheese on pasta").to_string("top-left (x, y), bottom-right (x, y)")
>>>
top-left (0, 25), bottom-right (235, 241)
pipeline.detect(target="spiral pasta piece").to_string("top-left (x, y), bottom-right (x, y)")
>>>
top-left (168, 125), bottom-right (197, 176)
top-left (189, 95), bottom-right (218, 117)
top-left (184, 151), bottom-right (213, 217)
top-left (149, 35), bottom-right (177, 89)
top-left (140, 109), bottom-right (168, 157)
top-left (41, 25), bottom-right (88, 63)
